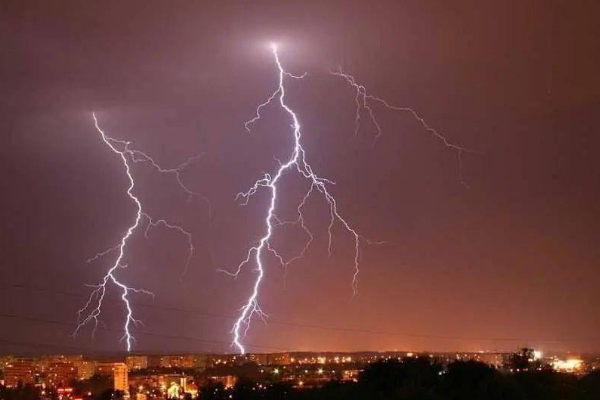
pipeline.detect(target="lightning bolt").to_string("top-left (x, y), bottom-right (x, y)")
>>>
top-left (74, 113), bottom-right (202, 351)
top-left (331, 69), bottom-right (479, 186)
top-left (223, 45), bottom-right (376, 354)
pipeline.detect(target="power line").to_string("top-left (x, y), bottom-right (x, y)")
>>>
top-left (10, 283), bottom-right (233, 320)
top-left (6, 284), bottom-right (598, 344)
top-left (0, 337), bottom-right (141, 355)
top-left (0, 338), bottom-right (90, 352)
top-left (0, 312), bottom-right (287, 352)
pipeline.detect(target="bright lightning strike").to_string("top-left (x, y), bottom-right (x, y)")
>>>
top-left (74, 113), bottom-right (201, 351)
top-left (223, 45), bottom-right (375, 354)
top-left (331, 69), bottom-right (479, 186)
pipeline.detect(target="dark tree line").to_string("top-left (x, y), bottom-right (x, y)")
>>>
top-left (0, 376), bottom-right (124, 400)
top-left (199, 358), bottom-right (600, 400)
top-left (0, 384), bottom-right (40, 400)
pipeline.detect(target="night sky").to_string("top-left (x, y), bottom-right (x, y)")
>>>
top-left (2, 0), bottom-right (600, 355)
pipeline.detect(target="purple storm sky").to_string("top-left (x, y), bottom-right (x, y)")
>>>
top-left (1, 0), bottom-right (600, 355)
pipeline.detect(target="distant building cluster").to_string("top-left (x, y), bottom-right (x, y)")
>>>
top-left (0, 350), bottom-right (595, 399)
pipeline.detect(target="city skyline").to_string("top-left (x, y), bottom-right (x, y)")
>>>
top-left (2, 350), bottom-right (594, 399)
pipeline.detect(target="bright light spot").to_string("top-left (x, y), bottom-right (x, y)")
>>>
top-left (553, 359), bottom-right (583, 372)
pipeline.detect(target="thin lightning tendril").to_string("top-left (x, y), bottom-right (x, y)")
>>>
top-left (331, 69), bottom-right (480, 187)
top-left (74, 113), bottom-right (201, 351)
top-left (223, 45), bottom-right (377, 354)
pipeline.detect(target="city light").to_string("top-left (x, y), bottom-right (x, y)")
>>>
top-left (552, 359), bottom-right (583, 373)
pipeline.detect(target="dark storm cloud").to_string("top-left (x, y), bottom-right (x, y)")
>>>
top-left (1, 0), bottom-right (600, 354)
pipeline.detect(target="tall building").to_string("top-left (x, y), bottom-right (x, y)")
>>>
top-left (126, 356), bottom-right (148, 371)
top-left (113, 363), bottom-right (128, 393)
top-left (147, 356), bottom-right (162, 368)
top-left (193, 355), bottom-right (212, 371)
top-left (74, 360), bottom-right (96, 380)
top-left (96, 363), bottom-right (117, 376)
top-left (159, 355), bottom-right (195, 369)
top-left (4, 358), bottom-right (35, 387)
top-left (96, 362), bottom-right (128, 393)
top-left (46, 361), bottom-right (78, 387)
